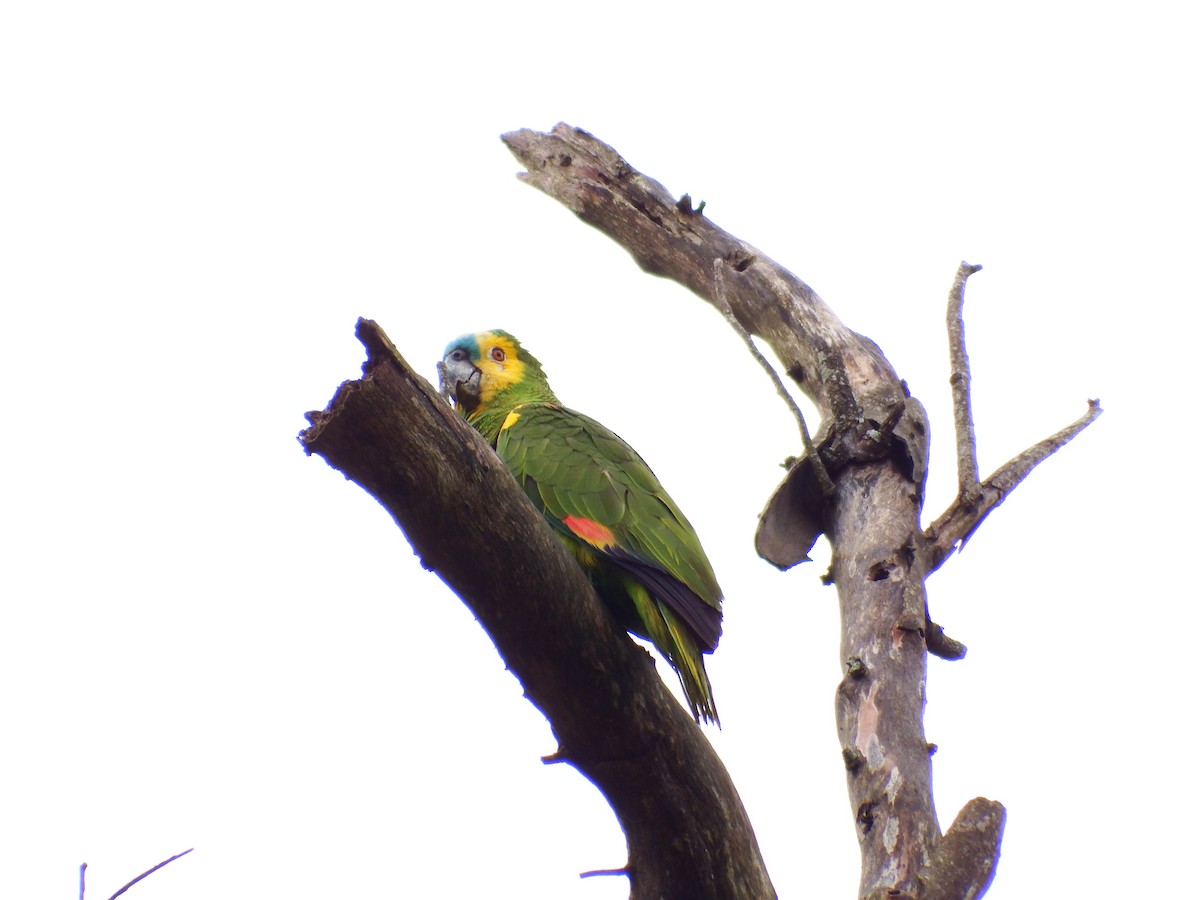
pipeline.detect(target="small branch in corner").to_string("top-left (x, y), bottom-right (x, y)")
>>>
top-left (99, 849), bottom-right (194, 900)
top-left (580, 866), bottom-right (631, 879)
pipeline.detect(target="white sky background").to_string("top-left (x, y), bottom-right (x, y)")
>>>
top-left (2, 2), bottom-right (1195, 897)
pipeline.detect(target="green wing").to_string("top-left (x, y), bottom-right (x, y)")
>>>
top-left (496, 401), bottom-right (723, 722)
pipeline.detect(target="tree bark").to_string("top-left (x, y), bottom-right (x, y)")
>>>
top-left (300, 321), bottom-right (775, 900)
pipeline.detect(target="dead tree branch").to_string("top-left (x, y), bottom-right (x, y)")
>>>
top-left (300, 320), bottom-right (774, 900)
top-left (503, 123), bottom-right (943, 894)
top-left (496, 122), bottom-right (1088, 897)
top-left (925, 262), bottom-right (1102, 570)
top-left (712, 258), bottom-right (833, 495)
top-left (924, 399), bottom-right (1103, 573)
top-left (948, 262), bottom-right (984, 500)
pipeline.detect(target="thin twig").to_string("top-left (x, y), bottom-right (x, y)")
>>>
top-left (105, 849), bottom-right (194, 900)
top-left (580, 867), bottom-right (630, 879)
top-left (925, 399), bottom-right (1103, 572)
top-left (947, 262), bottom-right (983, 500)
top-left (712, 258), bottom-right (834, 496)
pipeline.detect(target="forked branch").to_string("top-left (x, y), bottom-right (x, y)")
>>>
top-left (925, 263), bottom-right (1103, 572)
top-left (924, 398), bottom-right (1102, 573)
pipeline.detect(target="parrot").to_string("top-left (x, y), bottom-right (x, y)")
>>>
top-left (440, 330), bottom-right (724, 724)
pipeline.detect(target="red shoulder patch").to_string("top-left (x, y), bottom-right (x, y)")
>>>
top-left (562, 515), bottom-right (616, 549)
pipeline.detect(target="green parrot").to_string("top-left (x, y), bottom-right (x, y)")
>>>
top-left (441, 330), bottom-right (724, 724)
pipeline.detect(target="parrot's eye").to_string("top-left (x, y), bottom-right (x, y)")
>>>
top-left (490, 347), bottom-right (506, 362)
top-left (449, 348), bottom-right (467, 362)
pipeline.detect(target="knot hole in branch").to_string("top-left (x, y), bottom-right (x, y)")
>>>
top-left (723, 248), bottom-right (755, 272)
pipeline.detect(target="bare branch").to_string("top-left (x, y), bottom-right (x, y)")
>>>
top-left (711, 258), bottom-right (833, 496)
top-left (947, 262), bottom-right (984, 499)
top-left (105, 849), bottom-right (193, 900)
top-left (300, 319), bottom-right (775, 899)
top-left (501, 124), bottom-right (899, 425)
top-left (925, 399), bottom-right (1102, 572)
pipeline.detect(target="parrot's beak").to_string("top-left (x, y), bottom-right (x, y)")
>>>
top-left (441, 356), bottom-right (482, 412)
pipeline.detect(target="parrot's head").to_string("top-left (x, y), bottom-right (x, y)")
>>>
top-left (440, 330), bottom-right (554, 417)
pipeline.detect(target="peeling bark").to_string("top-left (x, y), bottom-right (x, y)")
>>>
top-left (831, 461), bottom-right (938, 894)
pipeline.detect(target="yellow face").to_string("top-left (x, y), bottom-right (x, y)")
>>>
top-left (471, 331), bottom-right (527, 409)
top-left (442, 330), bottom-right (528, 415)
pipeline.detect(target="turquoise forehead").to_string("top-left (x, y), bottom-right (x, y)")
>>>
top-left (443, 333), bottom-right (480, 358)
top-left (443, 330), bottom-right (520, 358)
